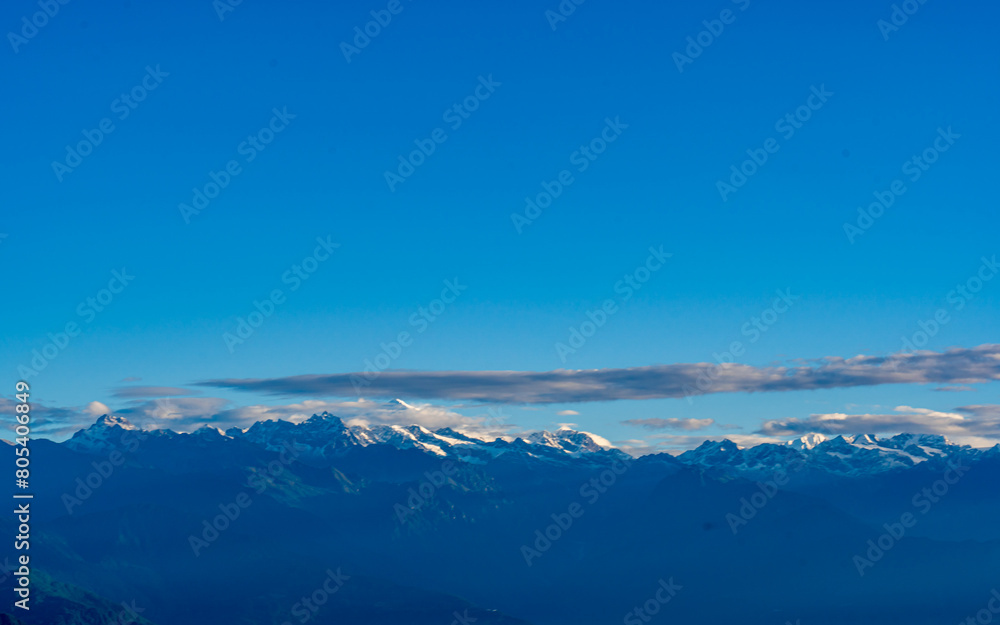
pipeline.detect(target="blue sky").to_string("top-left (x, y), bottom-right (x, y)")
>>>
top-left (2, 0), bottom-right (998, 451)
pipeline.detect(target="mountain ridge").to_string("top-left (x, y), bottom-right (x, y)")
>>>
top-left (59, 410), bottom-right (996, 478)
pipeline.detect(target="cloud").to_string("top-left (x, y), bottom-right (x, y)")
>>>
top-left (198, 344), bottom-right (1000, 404)
top-left (115, 397), bottom-right (231, 431)
top-left (957, 405), bottom-right (1000, 418)
top-left (112, 386), bottom-right (199, 399)
top-left (0, 398), bottom-right (97, 439)
top-left (27, 395), bottom-right (515, 440)
top-left (623, 418), bottom-right (715, 431)
top-left (556, 410), bottom-right (579, 416)
top-left (85, 401), bottom-right (110, 416)
top-left (120, 377), bottom-right (142, 383)
top-left (758, 404), bottom-right (1000, 447)
top-left (932, 385), bottom-right (975, 392)
top-left (243, 398), bottom-right (512, 438)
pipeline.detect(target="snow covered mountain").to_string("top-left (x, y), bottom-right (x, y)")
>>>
top-left (676, 432), bottom-right (987, 478)
top-left (63, 409), bottom-right (629, 467)
top-left (62, 410), bottom-right (996, 477)
top-left (37, 408), bottom-right (1000, 625)
top-left (63, 414), bottom-right (168, 453)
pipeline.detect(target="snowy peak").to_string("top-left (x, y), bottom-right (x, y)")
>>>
top-left (785, 433), bottom-right (828, 450)
top-left (850, 434), bottom-right (878, 446)
top-left (95, 414), bottom-right (138, 431)
top-left (65, 414), bottom-right (148, 453)
top-left (678, 439), bottom-right (742, 466)
top-left (671, 432), bottom-right (982, 478)
top-left (433, 427), bottom-right (478, 443)
top-left (886, 433), bottom-right (951, 450)
top-left (192, 425), bottom-right (227, 439)
top-left (302, 412), bottom-right (349, 433)
top-left (232, 414), bottom-right (360, 455)
top-left (384, 398), bottom-right (418, 411)
top-left (519, 427), bottom-right (618, 459)
top-left (219, 413), bottom-right (623, 464)
top-left (57, 412), bottom-right (990, 479)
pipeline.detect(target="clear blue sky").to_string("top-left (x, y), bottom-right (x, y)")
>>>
top-left (2, 0), bottom-right (998, 451)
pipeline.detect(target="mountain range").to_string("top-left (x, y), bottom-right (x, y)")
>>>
top-left (63, 407), bottom-right (996, 480)
top-left (4, 406), bottom-right (999, 625)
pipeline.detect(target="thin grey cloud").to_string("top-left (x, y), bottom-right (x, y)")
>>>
top-left (623, 418), bottom-right (715, 431)
top-left (956, 404), bottom-right (1000, 419)
top-left (199, 344), bottom-right (1000, 404)
top-left (112, 386), bottom-right (200, 399)
top-left (932, 385), bottom-right (976, 392)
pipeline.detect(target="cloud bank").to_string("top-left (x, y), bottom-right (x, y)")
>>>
top-left (759, 404), bottom-right (1000, 447)
top-left (199, 344), bottom-right (1000, 404)
top-left (3, 396), bottom-right (514, 440)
